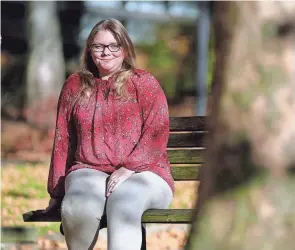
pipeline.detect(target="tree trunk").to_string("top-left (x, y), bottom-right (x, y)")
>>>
top-left (25, 1), bottom-right (65, 129)
top-left (186, 1), bottom-right (295, 249)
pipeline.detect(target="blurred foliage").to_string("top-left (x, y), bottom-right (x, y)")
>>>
top-left (207, 28), bottom-right (215, 95)
top-left (137, 23), bottom-right (196, 102)
top-left (136, 22), bottom-right (215, 103)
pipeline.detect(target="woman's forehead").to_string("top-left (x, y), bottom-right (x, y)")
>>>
top-left (92, 30), bottom-right (117, 44)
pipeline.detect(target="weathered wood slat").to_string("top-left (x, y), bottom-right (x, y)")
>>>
top-left (142, 209), bottom-right (194, 223)
top-left (169, 116), bottom-right (206, 131)
top-left (168, 132), bottom-right (206, 147)
top-left (171, 165), bottom-right (201, 180)
top-left (167, 149), bottom-right (204, 163)
top-left (23, 209), bottom-right (194, 224)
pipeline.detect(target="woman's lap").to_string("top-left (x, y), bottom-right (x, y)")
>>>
top-left (107, 171), bottom-right (173, 210)
top-left (61, 168), bottom-right (173, 249)
top-left (61, 168), bottom-right (173, 226)
top-left (63, 168), bottom-right (172, 210)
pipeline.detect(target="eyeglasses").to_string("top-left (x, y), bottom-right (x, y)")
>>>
top-left (91, 43), bottom-right (121, 52)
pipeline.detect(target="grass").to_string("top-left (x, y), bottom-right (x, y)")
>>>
top-left (2, 162), bottom-right (198, 237)
top-left (1, 163), bottom-right (60, 236)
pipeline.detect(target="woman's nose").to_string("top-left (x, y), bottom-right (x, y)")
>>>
top-left (101, 47), bottom-right (111, 55)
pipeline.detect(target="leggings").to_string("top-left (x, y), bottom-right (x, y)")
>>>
top-left (61, 168), bottom-right (173, 250)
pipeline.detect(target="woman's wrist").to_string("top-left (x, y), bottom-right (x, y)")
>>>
top-left (50, 196), bottom-right (63, 201)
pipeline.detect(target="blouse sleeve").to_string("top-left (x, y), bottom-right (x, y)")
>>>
top-left (121, 72), bottom-right (170, 172)
top-left (47, 74), bottom-right (79, 199)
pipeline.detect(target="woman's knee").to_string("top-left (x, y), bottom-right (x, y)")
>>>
top-left (107, 197), bottom-right (143, 224)
top-left (61, 194), bottom-right (104, 225)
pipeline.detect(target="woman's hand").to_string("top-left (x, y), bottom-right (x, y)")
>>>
top-left (106, 167), bottom-right (135, 197)
top-left (43, 198), bottom-right (62, 213)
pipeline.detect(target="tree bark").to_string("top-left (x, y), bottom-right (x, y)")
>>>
top-left (25, 1), bottom-right (65, 129)
top-left (186, 1), bottom-right (295, 249)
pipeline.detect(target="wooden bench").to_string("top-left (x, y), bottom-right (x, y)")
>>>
top-left (23, 116), bottom-right (206, 249)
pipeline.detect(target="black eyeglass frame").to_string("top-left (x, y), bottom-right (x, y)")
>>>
top-left (91, 43), bottom-right (121, 52)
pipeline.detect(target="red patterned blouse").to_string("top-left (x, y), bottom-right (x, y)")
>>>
top-left (47, 69), bottom-right (174, 198)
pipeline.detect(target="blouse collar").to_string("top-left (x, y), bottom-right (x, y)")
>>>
top-left (96, 75), bottom-right (114, 87)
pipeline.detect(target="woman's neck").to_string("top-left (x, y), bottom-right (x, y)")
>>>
top-left (100, 72), bottom-right (114, 80)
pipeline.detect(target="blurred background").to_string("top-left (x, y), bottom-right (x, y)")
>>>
top-left (1, 1), bottom-right (213, 249)
top-left (3, 1), bottom-right (295, 249)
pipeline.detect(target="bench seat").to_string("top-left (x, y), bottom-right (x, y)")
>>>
top-left (23, 209), bottom-right (194, 224)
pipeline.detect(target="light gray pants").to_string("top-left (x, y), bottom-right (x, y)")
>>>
top-left (61, 168), bottom-right (173, 250)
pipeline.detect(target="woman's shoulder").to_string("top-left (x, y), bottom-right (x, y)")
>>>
top-left (62, 73), bottom-right (81, 94)
top-left (131, 69), bottom-right (160, 87)
top-left (132, 68), bottom-right (155, 79)
top-left (64, 73), bottom-right (81, 87)
top-left (130, 69), bottom-right (165, 99)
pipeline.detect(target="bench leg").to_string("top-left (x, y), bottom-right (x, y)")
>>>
top-left (140, 224), bottom-right (147, 250)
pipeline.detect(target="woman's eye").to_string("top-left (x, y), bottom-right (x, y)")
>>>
top-left (110, 45), bottom-right (119, 49)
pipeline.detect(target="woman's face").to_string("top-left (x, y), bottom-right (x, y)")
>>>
top-left (90, 30), bottom-right (124, 78)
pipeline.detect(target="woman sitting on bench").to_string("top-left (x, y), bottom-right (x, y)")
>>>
top-left (44, 18), bottom-right (174, 250)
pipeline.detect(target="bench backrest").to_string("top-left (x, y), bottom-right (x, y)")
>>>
top-left (168, 116), bottom-right (206, 181)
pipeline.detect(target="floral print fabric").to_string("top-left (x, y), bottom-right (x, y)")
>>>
top-left (48, 69), bottom-right (174, 198)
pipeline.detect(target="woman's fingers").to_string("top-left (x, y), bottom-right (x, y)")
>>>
top-left (106, 168), bottom-right (135, 197)
top-left (108, 179), bottom-right (123, 195)
top-left (106, 177), bottom-right (118, 197)
top-left (107, 178), bottom-right (124, 197)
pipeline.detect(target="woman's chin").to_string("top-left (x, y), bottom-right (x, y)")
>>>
top-left (100, 67), bottom-right (114, 74)
top-left (99, 62), bottom-right (114, 70)
top-left (99, 64), bottom-right (120, 75)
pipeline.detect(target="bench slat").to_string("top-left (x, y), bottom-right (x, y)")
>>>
top-left (169, 116), bottom-right (206, 131)
top-left (142, 209), bottom-right (193, 223)
top-left (23, 209), bottom-right (194, 224)
top-left (167, 149), bottom-right (204, 164)
top-left (168, 132), bottom-right (206, 147)
top-left (171, 165), bottom-right (201, 180)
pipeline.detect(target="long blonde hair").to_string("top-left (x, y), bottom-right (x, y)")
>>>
top-left (76, 18), bottom-right (136, 102)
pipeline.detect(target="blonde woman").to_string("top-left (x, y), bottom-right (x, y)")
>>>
top-left (45, 18), bottom-right (174, 250)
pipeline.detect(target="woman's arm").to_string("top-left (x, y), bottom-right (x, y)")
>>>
top-left (47, 74), bottom-right (79, 199)
top-left (121, 72), bottom-right (170, 172)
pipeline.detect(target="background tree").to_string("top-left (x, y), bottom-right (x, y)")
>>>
top-left (25, 1), bottom-right (65, 129)
top-left (186, 1), bottom-right (295, 249)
